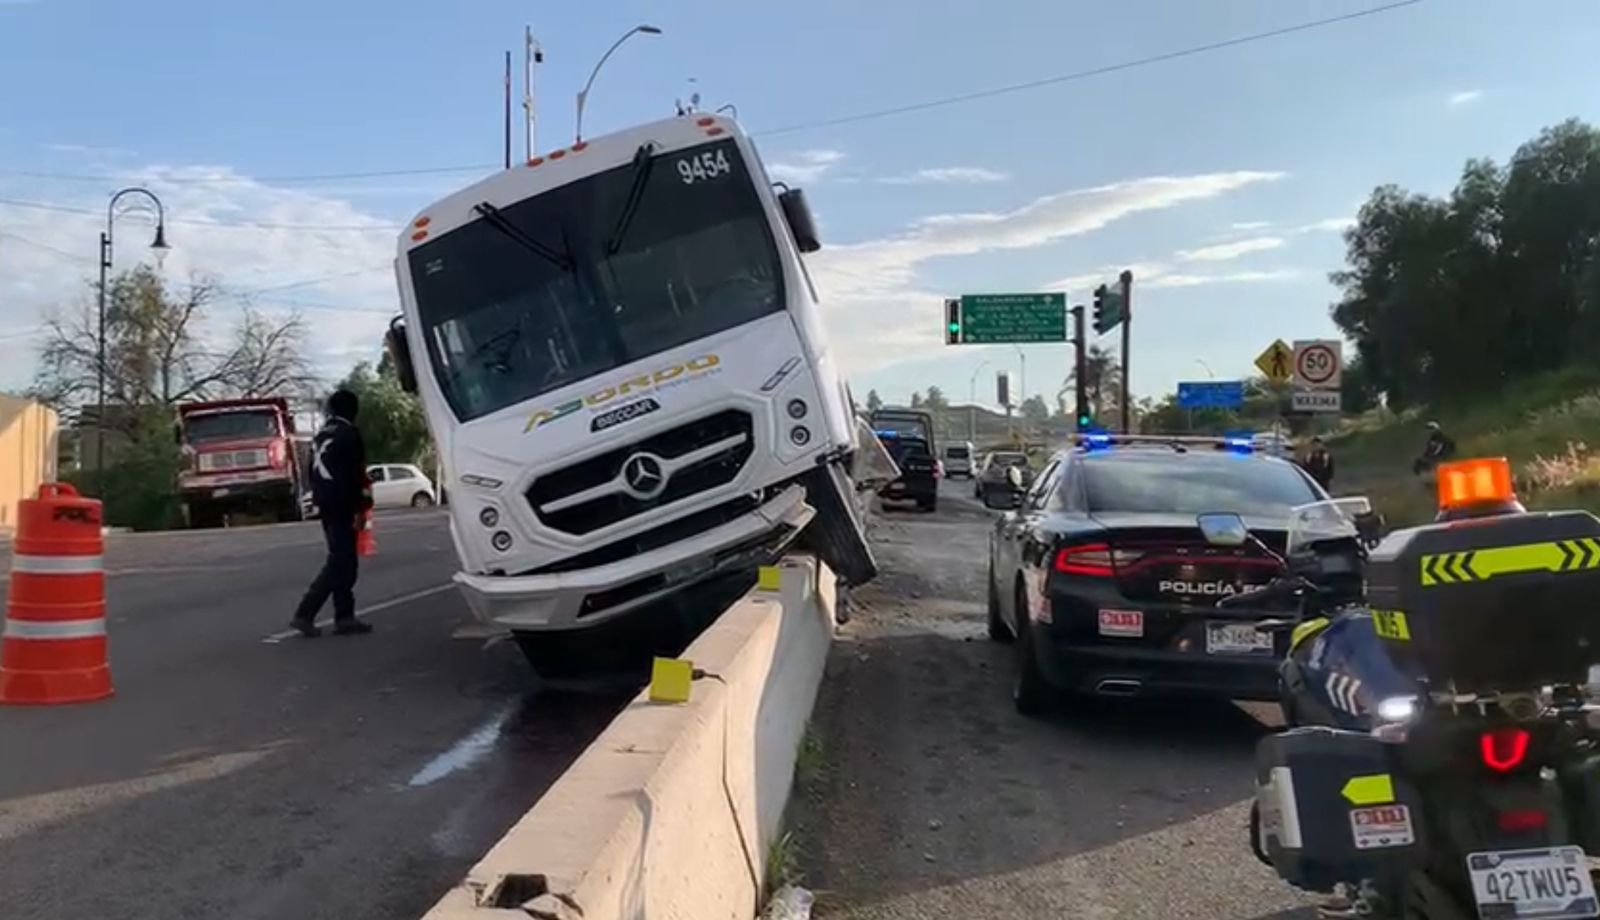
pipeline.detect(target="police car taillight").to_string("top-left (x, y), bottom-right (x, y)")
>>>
top-left (1054, 543), bottom-right (1144, 576)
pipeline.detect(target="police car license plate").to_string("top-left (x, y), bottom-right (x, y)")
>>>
top-left (1205, 622), bottom-right (1273, 654)
top-left (1467, 847), bottom-right (1599, 919)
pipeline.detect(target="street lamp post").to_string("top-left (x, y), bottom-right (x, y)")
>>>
top-left (97, 187), bottom-right (170, 493)
top-left (967, 360), bottom-right (990, 442)
top-left (574, 24), bottom-right (662, 143)
top-left (1013, 346), bottom-right (1027, 438)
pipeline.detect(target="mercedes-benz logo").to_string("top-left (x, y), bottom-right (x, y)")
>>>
top-left (622, 453), bottom-right (667, 498)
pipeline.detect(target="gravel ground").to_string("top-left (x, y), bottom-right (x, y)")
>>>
top-left (791, 480), bottom-right (1318, 920)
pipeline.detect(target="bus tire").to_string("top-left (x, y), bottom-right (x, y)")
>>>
top-left (798, 463), bottom-right (878, 588)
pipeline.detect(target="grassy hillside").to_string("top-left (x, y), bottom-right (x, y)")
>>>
top-left (1329, 366), bottom-right (1600, 525)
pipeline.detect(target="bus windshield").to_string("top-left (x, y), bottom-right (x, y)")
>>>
top-left (408, 138), bottom-right (786, 422)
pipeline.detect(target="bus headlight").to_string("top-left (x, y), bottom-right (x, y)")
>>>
top-left (479, 507), bottom-right (500, 528)
top-left (491, 531), bottom-right (514, 552)
top-left (790, 426), bottom-right (811, 446)
top-left (787, 398), bottom-right (808, 420)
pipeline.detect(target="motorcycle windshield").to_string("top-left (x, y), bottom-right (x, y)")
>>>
top-left (1286, 497), bottom-right (1372, 555)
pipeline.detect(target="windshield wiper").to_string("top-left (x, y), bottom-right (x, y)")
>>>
top-left (473, 201), bottom-right (572, 271)
top-left (604, 142), bottom-right (657, 256)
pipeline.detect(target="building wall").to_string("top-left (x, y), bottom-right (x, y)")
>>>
top-left (0, 395), bottom-right (60, 534)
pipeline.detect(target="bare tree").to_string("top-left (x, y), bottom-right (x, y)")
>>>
top-left (32, 266), bottom-right (317, 431)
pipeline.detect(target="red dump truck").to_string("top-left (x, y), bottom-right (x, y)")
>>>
top-left (175, 397), bottom-right (311, 527)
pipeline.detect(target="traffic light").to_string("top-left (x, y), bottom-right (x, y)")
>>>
top-left (1092, 285), bottom-right (1108, 335)
top-left (945, 298), bottom-right (961, 345)
top-left (1077, 413), bottom-right (1093, 431)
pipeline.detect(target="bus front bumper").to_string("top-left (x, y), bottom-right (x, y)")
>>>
top-left (453, 485), bottom-right (814, 632)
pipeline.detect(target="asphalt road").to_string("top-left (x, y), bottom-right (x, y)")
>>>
top-left (794, 480), bottom-right (1317, 920)
top-left (0, 512), bottom-right (625, 920)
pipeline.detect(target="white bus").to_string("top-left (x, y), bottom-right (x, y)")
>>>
top-left (384, 113), bottom-right (876, 641)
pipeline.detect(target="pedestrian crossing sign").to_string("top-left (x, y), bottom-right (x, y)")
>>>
top-left (1256, 339), bottom-right (1294, 384)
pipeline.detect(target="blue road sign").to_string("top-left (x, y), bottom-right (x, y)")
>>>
top-left (1177, 380), bottom-right (1245, 409)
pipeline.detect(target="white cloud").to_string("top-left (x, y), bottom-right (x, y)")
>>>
top-left (1175, 236), bottom-right (1284, 262)
top-left (810, 170), bottom-right (1285, 374)
top-left (1145, 269), bottom-right (1300, 288)
top-left (1295, 216), bottom-right (1355, 234)
top-left (0, 166), bottom-right (402, 391)
top-left (1447, 90), bottom-right (1484, 108)
top-left (1041, 262), bottom-right (1298, 292)
top-left (1230, 220), bottom-right (1271, 231)
top-left (766, 150), bottom-right (845, 184)
top-left (877, 167), bottom-right (1010, 186)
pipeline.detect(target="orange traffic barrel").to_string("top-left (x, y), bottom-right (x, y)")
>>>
top-left (1, 483), bottom-right (113, 705)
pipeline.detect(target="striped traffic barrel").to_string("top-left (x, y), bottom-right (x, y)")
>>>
top-left (0, 483), bottom-right (113, 704)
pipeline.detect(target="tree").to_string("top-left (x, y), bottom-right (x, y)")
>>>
top-left (32, 267), bottom-right (315, 424)
top-left (910, 391), bottom-right (923, 408)
top-left (1329, 119), bottom-right (1600, 407)
top-left (1060, 345), bottom-right (1121, 421)
top-left (1019, 395), bottom-right (1049, 425)
top-left (923, 386), bottom-right (949, 410)
top-left (338, 361), bottom-right (432, 466)
top-left (865, 389), bottom-right (883, 413)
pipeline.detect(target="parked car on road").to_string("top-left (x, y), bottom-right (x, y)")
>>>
top-left (975, 450), bottom-right (1032, 502)
top-left (367, 464), bottom-right (437, 509)
top-left (985, 433), bottom-right (1327, 715)
top-left (942, 442), bottom-right (975, 478)
top-left (877, 433), bottom-right (940, 512)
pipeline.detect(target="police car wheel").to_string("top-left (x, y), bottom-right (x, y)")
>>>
top-left (1013, 584), bottom-right (1053, 717)
top-left (987, 564), bottom-right (1011, 643)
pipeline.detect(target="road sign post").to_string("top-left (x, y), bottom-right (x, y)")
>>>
top-left (1071, 305), bottom-right (1089, 429)
top-left (947, 293), bottom-right (1067, 344)
top-left (1255, 339), bottom-right (1294, 385)
top-left (1119, 271), bottom-right (1132, 434)
top-left (1177, 381), bottom-right (1245, 409)
top-left (1293, 340), bottom-right (1343, 390)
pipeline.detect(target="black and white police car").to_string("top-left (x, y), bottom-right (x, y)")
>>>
top-left (984, 431), bottom-right (1327, 715)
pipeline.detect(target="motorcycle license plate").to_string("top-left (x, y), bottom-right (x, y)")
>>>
top-left (1205, 622), bottom-right (1274, 654)
top-left (1467, 847), bottom-right (1599, 919)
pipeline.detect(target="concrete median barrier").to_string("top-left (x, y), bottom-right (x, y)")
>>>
top-left (421, 554), bottom-right (837, 920)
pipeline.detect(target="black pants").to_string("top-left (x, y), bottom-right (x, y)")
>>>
top-left (295, 513), bottom-right (359, 623)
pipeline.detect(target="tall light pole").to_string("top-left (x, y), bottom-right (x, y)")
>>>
top-left (97, 187), bottom-right (170, 493)
top-left (1013, 345), bottom-right (1027, 438)
top-left (575, 24), bottom-right (662, 143)
top-left (967, 359), bottom-right (990, 442)
top-left (524, 26), bottom-right (543, 160)
top-left (1194, 358), bottom-right (1216, 380)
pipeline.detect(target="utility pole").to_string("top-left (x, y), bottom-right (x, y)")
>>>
top-left (1119, 270), bottom-right (1133, 433)
top-left (1070, 305), bottom-right (1088, 430)
top-left (1013, 346), bottom-right (1027, 440)
top-left (523, 27), bottom-right (543, 160)
top-left (503, 51), bottom-right (513, 169)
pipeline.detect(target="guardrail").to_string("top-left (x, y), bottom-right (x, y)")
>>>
top-left (421, 554), bottom-right (837, 920)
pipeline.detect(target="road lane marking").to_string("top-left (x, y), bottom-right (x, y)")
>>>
top-left (405, 702), bottom-right (516, 788)
top-left (261, 582), bottom-right (457, 643)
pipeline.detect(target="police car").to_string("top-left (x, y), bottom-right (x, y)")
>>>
top-left (984, 431), bottom-right (1328, 715)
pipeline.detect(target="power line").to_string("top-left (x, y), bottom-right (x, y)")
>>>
top-left (757, 1), bottom-right (1423, 137)
top-left (0, 2), bottom-right (1419, 190)
top-left (0, 163), bottom-right (496, 186)
top-left (0, 229), bottom-right (90, 264)
top-left (0, 195), bottom-right (400, 232)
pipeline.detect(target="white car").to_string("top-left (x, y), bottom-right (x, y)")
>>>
top-left (367, 463), bottom-right (438, 509)
top-left (942, 442), bottom-right (975, 478)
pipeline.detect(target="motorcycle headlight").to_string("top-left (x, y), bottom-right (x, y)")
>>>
top-left (1375, 696), bottom-right (1416, 723)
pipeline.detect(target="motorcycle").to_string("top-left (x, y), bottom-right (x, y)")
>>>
top-left (1198, 474), bottom-right (1600, 920)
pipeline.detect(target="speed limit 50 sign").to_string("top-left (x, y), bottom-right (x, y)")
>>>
top-left (1293, 340), bottom-right (1342, 390)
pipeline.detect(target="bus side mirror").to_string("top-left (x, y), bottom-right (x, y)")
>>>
top-left (385, 318), bottom-right (418, 395)
top-left (778, 186), bottom-right (821, 254)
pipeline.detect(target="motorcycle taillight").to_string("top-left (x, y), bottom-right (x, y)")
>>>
top-left (1481, 726), bottom-right (1532, 773)
top-left (1496, 808), bottom-right (1548, 832)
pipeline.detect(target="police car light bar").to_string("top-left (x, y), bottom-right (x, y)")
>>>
top-left (1073, 431), bottom-right (1256, 453)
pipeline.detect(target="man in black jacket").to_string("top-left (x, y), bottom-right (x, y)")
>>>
top-left (291, 389), bottom-right (374, 637)
top-left (1302, 437), bottom-right (1335, 491)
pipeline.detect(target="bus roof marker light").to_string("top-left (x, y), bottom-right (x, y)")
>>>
top-left (413, 217), bottom-right (431, 229)
top-left (549, 149), bottom-right (567, 160)
top-left (696, 116), bottom-right (716, 127)
top-left (527, 156), bottom-right (545, 167)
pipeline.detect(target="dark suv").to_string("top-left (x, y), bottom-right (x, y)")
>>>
top-left (877, 433), bottom-right (939, 512)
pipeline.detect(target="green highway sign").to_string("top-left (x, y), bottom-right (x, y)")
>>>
top-left (950, 293), bottom-right (1068, 344)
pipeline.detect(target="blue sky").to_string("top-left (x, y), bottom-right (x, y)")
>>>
top-left (1, 0), bottom-right (1597, 410)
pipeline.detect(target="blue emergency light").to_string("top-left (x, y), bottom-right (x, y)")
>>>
top-left (1222, 430), bottom-right (1256, 454)
top-left (874, 429), bottom-right (901, 439)
top-left (1081, 429), bottom-right (1114, 451)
